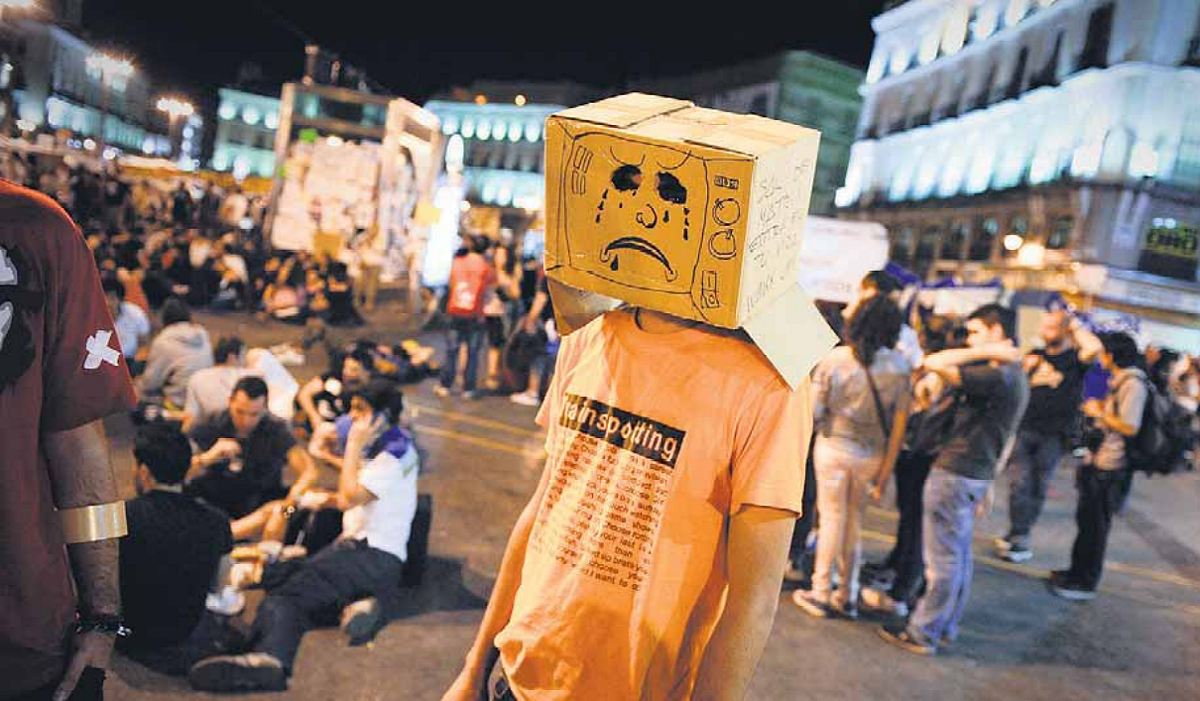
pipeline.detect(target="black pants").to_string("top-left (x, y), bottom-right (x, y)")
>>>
top-left (885, 451), bottom-right (933, 604)
top-left (788, 442), bottom-right (818, 567)
top-left (1067, 465), bottom-right (1126, 588)
top-left (252, 539), bottom-right (403, 671)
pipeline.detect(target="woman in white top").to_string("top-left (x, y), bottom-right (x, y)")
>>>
top-left (793, 294), bottom-right (912, 619)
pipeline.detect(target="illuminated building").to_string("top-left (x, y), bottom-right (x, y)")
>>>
top-left (628, 51), bottom-right (864, 215)
top-left (8, 19), bottom-right (171, 155)
top-left (841, 0), bottom-right (1200, 349)
top-left (212, 88), bottom-right (281, 178)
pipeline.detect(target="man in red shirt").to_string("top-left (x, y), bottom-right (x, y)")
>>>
top-left (435, 234), bottom-right (496, 399)
top-left (0, 182), bottom-right (136, 700)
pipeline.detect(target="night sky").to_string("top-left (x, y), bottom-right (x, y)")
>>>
top-left (80, 1), bottom-right (888, 103)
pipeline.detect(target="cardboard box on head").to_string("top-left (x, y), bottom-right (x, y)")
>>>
top-left (544, 93), bottom-right (838, 388)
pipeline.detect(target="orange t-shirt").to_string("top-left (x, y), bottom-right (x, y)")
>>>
top-left (494, 309), bottom-right (811, 700)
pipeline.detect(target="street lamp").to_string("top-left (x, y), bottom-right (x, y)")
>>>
top-left (156, 95), bottom-right (194, 160)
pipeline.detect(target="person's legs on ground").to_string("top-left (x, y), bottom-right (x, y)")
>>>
top-left (889, 452), bottom-right (932, 605)
top-left (1061, 465), bottom-right (1123, 595)
top-left (438, 318), bottom-right (466, 393)
top-left (794, 446), bottom-right (849, 617)
top-left (835, 455), bottom-right (874, 614)
top-left (462, 319), bottom-right (486, 394)
top-left (786, 446), bottom-right (818, 582)
top-left (1005, 431), bottom-right (1065, 558)
top-left (942, 479), bottom-right (988, 642)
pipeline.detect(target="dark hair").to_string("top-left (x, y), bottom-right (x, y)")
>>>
top-left (232, 375), bottom-right (269, 402)
top-left (161, 296), bottom-right (191, 326)
top-left (1099, 332), bottom-right (1141, 369)
top-left (101, 276), bottom-right (125, 301)
top-left (328, 261), bottom-right (349, 281)
top-left (134, 421), bottom-right (193, 485)
top-left (968, 303), bottom-right (1016, 341)
top-left (214, 336), bottom-right (246, 364)
top-left (352, 379), bottom-right (404, 425)
top-left (846, 294), bottom-right (903, 366)
top-left (862, 270), bottom-right (902, 296)
top-left (472, 235), bottom-right (491, 255)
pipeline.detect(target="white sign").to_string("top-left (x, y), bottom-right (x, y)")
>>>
top-left (796, 216), bottom-right (889, 303)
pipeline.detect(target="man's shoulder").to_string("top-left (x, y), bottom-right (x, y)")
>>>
top-left (0, 181), bottom-right (81, 250)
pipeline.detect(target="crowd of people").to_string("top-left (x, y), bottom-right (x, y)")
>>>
top-left (788, 270), bottom-right (1200, 656)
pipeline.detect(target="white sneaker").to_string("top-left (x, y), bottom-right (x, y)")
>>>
top-left (509, 391), bottom-right (539, 407)
top-left (205, 586), bottom-right (245, 616)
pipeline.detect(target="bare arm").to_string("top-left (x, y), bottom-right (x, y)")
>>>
top-left (285, 446), bottom-right (319, 503)
top-left (43, 420), bottom-right (121, 701)
top-left (922, 343), bottom-right (1019, 374)
top-left (296, 376), bottom-right (324, 430)
top-left (442, 465), bottom-right (552, 701)
top-left (1071, 320), bottom-right (1104, 364)
top-left (871, 403), bottom-right (911, 501)
top-left (691, 505), bottom-right (796, 701)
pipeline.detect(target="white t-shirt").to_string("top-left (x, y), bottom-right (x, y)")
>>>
top-left (342, 445), bottom-right (419, 562)
top-left (113, 302), bottom-right (151, 358)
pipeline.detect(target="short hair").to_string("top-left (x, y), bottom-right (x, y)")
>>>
top-left (101, 276), bottom-right (125, 300)
top-left (968, 303), bottom-right (1016, 341)
top-left (351, 378), bottom-right (405, 425)
top-left (1099, 332), bottom-right (1141, 369)
top-left (213, 336), bottom-right (246, 364)
top-left (161, 296), bottom-right (191, 326)
top-left (231, 375), bottom-right (269, 402)
top-left (133, 422), bottom-right (193, 485)
top-left (862, 270), bottom-right (902, 296)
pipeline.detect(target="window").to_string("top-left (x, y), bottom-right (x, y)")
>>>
top-left (1005, 47), bottom-right (1029, 100)
top-left (944, 222), bottom-right (969, 260)
top-left (969, 217), bottom-right (1000, 260)
top-left (1048, 217), bottom-right (1073, 250)
top-left (1078, 3), bottom-right (1114, 71)
top-left (890, 226), bottom-right (915, 264)
top-left (1029, 32), bottom-right (1063, 89)
top-left (915, 226), bottom-right (943, 263)
top-left (1171, 113), bottom-right (1200, 188)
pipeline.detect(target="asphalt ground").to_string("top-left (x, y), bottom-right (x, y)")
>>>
top-left (103, 300), bottom-right (1200, 700)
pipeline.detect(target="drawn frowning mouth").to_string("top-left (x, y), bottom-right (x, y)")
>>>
top-left (600, 236), bottom-right (677, 281)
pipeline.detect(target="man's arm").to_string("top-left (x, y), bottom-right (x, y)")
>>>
top-left (691, 505), bottom-right (796, 701)
top-left (285, 446), bottom-right (319, 503)
top-left (42, 420), bottom-right (121, 701)
top-left (296, 376), bottom-right (324, 430)
top-left (442, 465), bottom-right (552, 701)
top-left (1071, 319), bottom-right (1104, 364)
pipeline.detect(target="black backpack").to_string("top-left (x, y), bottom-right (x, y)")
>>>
top-left (1125, 376), bottom-right (1196, 476)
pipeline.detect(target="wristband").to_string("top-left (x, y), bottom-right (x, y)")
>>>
top-left (76, 614), bottom-right (132, 638)
top-left (59, 502), bottom-right (128, 544)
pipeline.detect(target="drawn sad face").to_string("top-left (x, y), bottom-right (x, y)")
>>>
top-left (568, 136), bottom-right (706, 293)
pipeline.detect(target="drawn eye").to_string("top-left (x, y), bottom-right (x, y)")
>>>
top-left (656, 172), bottom-right (687, 204)
top-left (611, 165), bottom-right (642, 192)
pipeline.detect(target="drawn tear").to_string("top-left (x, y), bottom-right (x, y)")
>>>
top-left (595, 213), bottom-right (601, 223)
top-left (610, 255), bottom-right (619, 271)
top-left (663, 210), bottom-right (670, 224)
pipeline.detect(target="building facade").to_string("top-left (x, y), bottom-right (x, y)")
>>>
top-left (839, 0), bottom-right (1200, 345)
top-left (212, 87), bottom-right (281, 178)
top-left (629, 51), bottom-right (864, 215)
top-left (12, 19), bottom-right (171, 156)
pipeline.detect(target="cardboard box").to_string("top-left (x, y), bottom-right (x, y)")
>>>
top-left (544, 93), bottom-right (837, 387)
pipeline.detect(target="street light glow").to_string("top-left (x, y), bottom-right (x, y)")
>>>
top-left (86, 52), bottom-right (135, 81)
top-left (1003, 234), bottom-right (1024, 251)
top-left (156, 96), bottom-right (195, 118)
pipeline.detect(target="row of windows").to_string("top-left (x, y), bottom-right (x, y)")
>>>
top-left (464, 138), bottom-right (543, 174)
top-left (865, 3), bottom-right (1114, 139)
top-left (889, 214), bottom-right (1073, 270)
top-left (875, 0), bottom-right (1065, 82)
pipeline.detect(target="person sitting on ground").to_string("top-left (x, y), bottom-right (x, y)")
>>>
top-left (187, 376), bottom-right (317, 519)
top-left (296, 349), bottom-right (372, 433)
top-left (103, 275), bottom-right (151, 371)
top-left (119, 421), bottom-right (236, 674)
top-left (189, 380), bottom-right (420, 693)
top-left (183, 336), bottom-right (248, 431)
top-left (320, 261), bottom-right (363, 326)
top-left (138, 296), bottom-right (214, 411)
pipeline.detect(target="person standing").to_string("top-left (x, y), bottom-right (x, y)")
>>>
top-left (0, 182), bottom-right (137, 700)
top-left (1049, 332), bottom-right (1146, 600)
top-left (879, 304), bottom-right (1029, 655)
top-left (435, 235), bottom-right (495, 399)
top-left (792, 295), bottom-right (911, 619)
top-left (442, 307), bottom-right (813, 701)
top-left (995, 309), bottom-right (1102, 562)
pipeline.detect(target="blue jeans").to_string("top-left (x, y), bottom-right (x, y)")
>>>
top-left (908, 469), bottom-right (991, 643)
top-left (1006, 429), bottom-right (1067, 544)
top-left (440, 316), bottom-right (486, 392)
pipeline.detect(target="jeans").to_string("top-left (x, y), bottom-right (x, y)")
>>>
top-left (810, 441), bottom-right (878, 608)
top-left (1006, 430), bottom-right (1067, 544)
top-left (883, 451), bottom-right (932, 604)
top-left (253, 539), bottom-right (403, 671)
top-left (908, 469), bottom-right (991, 643)
top-left (1067, 465), bottom-right (1126, 588)
top-left (440, 316), bottom-right (486, 392)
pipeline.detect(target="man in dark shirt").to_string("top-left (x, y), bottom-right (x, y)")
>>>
top-left (187, 376), bottom-right (313, 518)
top-left (880, 304), bottom-right (1030, 656)
top-left (996, 309), bottom-right (1102, 562)
top-left (120, 422), bottom-right (232, 665)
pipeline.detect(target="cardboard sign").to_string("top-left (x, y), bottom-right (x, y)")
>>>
top-left (544, 93), bottom-right (837, 387)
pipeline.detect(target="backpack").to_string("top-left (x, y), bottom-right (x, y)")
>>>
top-left (446, 255), bottom-right (490, 318)
top-left (1125, 376), bottom-right (1196, 476)
top-left (904, 381), bottom-right (963, 457)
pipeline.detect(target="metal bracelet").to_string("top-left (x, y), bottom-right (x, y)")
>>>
top-left (59, 501), bottom-right (128, 544)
